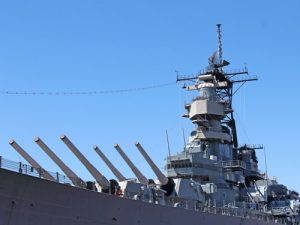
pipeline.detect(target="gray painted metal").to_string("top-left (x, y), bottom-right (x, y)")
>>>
top-left (135, 142), bottom-right (168, 185)
top-left (0, 168), bottom-right (279, 225)
top-left (114, 144), bottom-right (148, 184)
top-left (93, 145), bottom-right (126, 181)
top-left (35, 137), bottom-right (86, 187)
top-left (60, 134), bottom-right (110, 188)
top-left (8, 139), bottom-right (55, 181)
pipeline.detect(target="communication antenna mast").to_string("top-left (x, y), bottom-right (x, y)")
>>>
top-left (217, 24), bottom-right (222, 65)
top-left (182, 128), bottom-right (187, 149)
top-left (166, 130), bottom-right (171, 157)
top-left (176, 25), bottom-right (257, 149)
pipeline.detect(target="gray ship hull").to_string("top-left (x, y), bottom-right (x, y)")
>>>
top-left (0, 169), bottom-right (277, 225)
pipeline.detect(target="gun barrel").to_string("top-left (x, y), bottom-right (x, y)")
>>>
top-left (60, 135), bottom-right (110, 188)
top-left (35, 137), bottom-right (86, 187)
top-left (114, 144), bottom-right (148, 184)
top-left (135, 142), bottom-right (168, 185)
top-left (8, 139), bottom-right (55, 181)
top-left (93, 145), bottom-right (126, 181)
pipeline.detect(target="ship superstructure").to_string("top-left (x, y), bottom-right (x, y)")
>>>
top-left (167, 24), bottom-right (261, 206)
top-left (0, 25), bottom-right (299, 225)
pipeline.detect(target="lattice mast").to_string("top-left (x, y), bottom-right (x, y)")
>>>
top-left (217, 24), bottom-right (223, 66)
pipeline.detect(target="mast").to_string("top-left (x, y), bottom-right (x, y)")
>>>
top-left (176, 24), bottom-right (257, 158)
top-left (217, 24), bottom-right (223, 65)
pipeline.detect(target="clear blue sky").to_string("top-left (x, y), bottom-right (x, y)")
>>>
top-left (0, 1), bottom-right (299, 191)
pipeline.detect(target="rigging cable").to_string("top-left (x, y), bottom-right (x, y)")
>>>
top-left (0, 81), bottom-right (176, 96)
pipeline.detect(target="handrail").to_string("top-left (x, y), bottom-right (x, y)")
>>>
top-left (222, 160), bottom-right (246, 170)
top-left (0, 156), bottom-right (76, 185)
top-left (198, 127), bottom-right (222, 132)
top-left (193, 95), bottom-right (230, 103)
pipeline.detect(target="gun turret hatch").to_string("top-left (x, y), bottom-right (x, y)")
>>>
top-left (135, 142), bottom-right (168, 185)
top-left (35, 137), bottom-right (86, 188)
top-left (60, 135), bottom-right (110, 189)
top-left (93, 145), bottom-right (126, 182)
top-left (114, 144), bottom-right (148, 185)
top-left (8, 139), bottom-right (56, 181)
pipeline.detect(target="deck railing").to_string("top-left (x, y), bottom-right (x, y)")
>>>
top-left (222, 160), bottom-right (247, 170)
top-left (193, 95), bottom-right (230, 103)
top-left (198, 205), bottom-right (288, 224)
top-left (0, 156), bottom-right (73, 184)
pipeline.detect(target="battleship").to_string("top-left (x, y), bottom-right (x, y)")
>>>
top-left (0, 25), bottom-right (299, 225)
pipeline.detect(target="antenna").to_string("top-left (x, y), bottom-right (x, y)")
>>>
top-left (175, 70), bottom-right (179, 82)
top-left (217, 24), bottom-right (222, 65)
top-left (263, 146), bottom-right (268, 180)
top-left (165, 130), bottom-right (171, 157)
top-left (263, 146), bottom-right (269, 195)
top-left (182, 128), bottom-right (187, 150)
